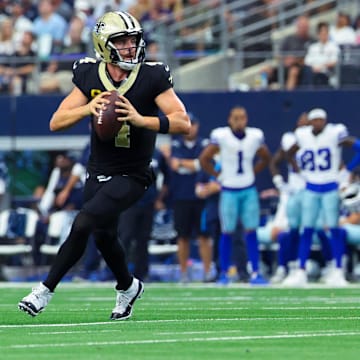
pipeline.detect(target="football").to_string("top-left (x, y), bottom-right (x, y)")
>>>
top-left (93, 90), bottom-right (122, 141)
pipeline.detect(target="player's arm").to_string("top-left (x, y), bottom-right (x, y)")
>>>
top-left (269, 147), bottom-right (287, 190)
top-left (199, 144), bottom-right (220, 179)
top-left (285, 143), bottom-right (300, 171)
top-left (340, 136), bottom-right (360, 172)
top-left (49, 87), bottom-right (111, 131)
top-left (115, 88), bottom-right (190, 135)
top-left (254, 144), bottom-right (271, 174)
top-left (269, 147), bottom-right (285, 176)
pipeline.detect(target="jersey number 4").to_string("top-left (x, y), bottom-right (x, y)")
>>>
top-left (115, 124), bottom-right (130, 148)
top-left (300, 148), bottom-right (331, 171)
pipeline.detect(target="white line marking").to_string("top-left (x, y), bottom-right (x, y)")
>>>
top-left (2, 316), bottom-right (360, 329)
top-left (2, 281), bottom-right (360, 289)
top-left (3, 332), bottom-right (360, 349)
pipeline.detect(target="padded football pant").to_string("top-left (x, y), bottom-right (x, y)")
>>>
top-left (44, 174), bottom-right (147, 292)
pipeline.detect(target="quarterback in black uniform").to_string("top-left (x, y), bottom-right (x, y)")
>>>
top-left (18, 11), bottom-right (190, 320)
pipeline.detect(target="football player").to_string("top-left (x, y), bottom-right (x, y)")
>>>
top-left (270, 113), bottom-right (333, 284)
top-left (199, 106), bottom-right (271, 285)
top-left (284, 108), bottom-right (360, 286)
top-left (18, 11), bottom-right (190, 319)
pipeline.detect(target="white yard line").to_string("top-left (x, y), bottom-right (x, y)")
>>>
top-left (2, 332), bottom-right (360, 349)
top-left (1, 316), bottom-right (360, 329)
top-left (1, 281), bottom-right (360, 289)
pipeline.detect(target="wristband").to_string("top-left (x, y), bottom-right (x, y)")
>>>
top-left (158, 115), bottom-right (170, 134)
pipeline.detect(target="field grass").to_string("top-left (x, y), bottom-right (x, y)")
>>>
top-left (1, 282), bottom-right (360, 360)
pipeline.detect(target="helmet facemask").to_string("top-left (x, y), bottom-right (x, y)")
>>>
top-left (107, 33), bottom-right (146, 71)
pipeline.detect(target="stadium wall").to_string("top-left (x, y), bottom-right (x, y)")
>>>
top-left (1, 90), bottom-right (359, 189)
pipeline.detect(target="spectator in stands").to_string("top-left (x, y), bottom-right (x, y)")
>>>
top-left (167, 0), bottom-right (183, 22)
top-left (39, 15), bottom-right (87, 94)
top-left (330, 12), bottom-right (356, 46)
top-left (127, 0), bottom-right (150, 21)
top-left (0, 30), bottom-right (36, 95)
top-left (0, 1), bottom-right (10, 22)
top-left (118, 147), bottom-right (170, 282)
top-left (265, 15), bottom-right (314, 90)
top-left (0, 17), bottom-right (15, 56)
top-left (20, 0), bottom-right (38, 22)
top-left (93, 0), bottom-right (136, 20)
top-left (140, 0), bottom-right (173, 47)
top-left (353, 14), bottom-right (360, 45)
top-left (37, 152), bottom-right (85, 217)
top-left (32, 0), bottom-right (68, 59)
top-left (241, 0), bottom-right (274, 67)
top-left (178, 0), bottom-right (213, 57)
top-left (9, 0), bottom-right (33, 50)
top-left (169, 113), bottom-right (209, 283)
top-left (52, 0), bottom-right (73, 23)
top-left (34, 151), bottom-right (85, 267)
top-left (303, 22), bottom-right (340, 88)
top-left (73, 0), bottom-right (96, 49)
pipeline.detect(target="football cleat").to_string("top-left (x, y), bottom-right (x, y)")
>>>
top-left (282, 268), bottom-right (307, 287)
top-left (270, 266), bottom-right (287, 284)
top-left (18, 283), bottom-right (53, 317)
top-left (217, 272), bottom-right (230, 285)
top-left (324, 268), bottom-right (349, 287)
top-left (110, 277), bottom-right (144, 320)
top-left (249, 273), bottom-right (269, 285)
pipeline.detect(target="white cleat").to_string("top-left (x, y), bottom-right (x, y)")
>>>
top-left (270, 266), bottom-right (287, 284)
top-left (282, 269), bottom-right (308, 287)
top-left (324, 268), bottom-right (349, 287)
top-left (110, 277), bottom-right (144, 320)
top-left (18, 283), bottom-right (53, 317)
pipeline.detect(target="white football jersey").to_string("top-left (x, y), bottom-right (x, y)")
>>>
top-left (294, 123), bottom-right (348, 185)
top-left (281, 131), bottom-right (305, 192)
top-left (210, 126), bottom-right (264, 188)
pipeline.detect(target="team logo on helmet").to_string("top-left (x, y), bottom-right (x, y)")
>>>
top-left (94, 21), bottom-right (105, 35)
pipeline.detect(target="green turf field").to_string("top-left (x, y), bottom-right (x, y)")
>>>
top-left (1, 282), bottom-right (360, 360)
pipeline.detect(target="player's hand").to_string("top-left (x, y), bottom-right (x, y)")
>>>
top-left (115, 95), bottom-right (146, 127)
top-left (89, 91), bottom-right (111, 117)
top-left (55, 189), bottom-right (69, 207)
top-left (272, 174), bottom-right (286, 192)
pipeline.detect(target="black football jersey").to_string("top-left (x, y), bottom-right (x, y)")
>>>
top-left (72, 58), bottom-right (173, 178)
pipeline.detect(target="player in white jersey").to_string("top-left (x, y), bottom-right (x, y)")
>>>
top-left (270, 113), bottom-right (308, 283)
top-left (199, 106), bottom-right (271, 284)
top-left (284, 108), bottom-right (360, 286)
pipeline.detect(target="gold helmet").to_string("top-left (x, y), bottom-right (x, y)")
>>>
top-left (92, 11), bottom-right (146, 70)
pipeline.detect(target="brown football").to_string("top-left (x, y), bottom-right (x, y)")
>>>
top-left (93, 90), bottom-right (123, 141)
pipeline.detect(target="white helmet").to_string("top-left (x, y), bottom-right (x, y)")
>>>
top-left (92, 11), bottom-right (146, 71)
top-left (341, 182), bottom-right (360, 213)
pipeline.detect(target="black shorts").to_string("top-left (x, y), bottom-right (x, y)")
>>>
top-left (173, 200), bottom-right (204, 238)
top-left (82, 174), bottom-right (147, 223)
